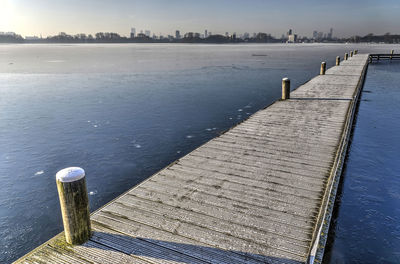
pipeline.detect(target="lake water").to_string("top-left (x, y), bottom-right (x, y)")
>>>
top-left (0, 43), bottom-right (397, 263)
top-left (323, 60), bottom-right (400, 263)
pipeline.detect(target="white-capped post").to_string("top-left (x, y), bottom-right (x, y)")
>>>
top-left (320, 62), bottom-right (326, 75)
top-left (282, 78), bottom-right (290, 100)
top-left (56, 167), bottom-right (91, 245)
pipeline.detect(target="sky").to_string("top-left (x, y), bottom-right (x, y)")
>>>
top-left (1, 0), bottom-right (400, 38)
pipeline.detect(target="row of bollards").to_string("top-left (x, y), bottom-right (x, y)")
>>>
top-left (281, 49), bottom-right (359, 100)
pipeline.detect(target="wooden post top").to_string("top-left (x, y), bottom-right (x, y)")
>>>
top-left (56, 167), bottom-right (85, 183)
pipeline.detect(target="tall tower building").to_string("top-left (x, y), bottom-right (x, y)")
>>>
top-left (175, 30), bottom-right (181, 39)
top-left (205, 30), bottom-right (208, 38)
top-left (328, 28), bottom-right (333, 39)
top-left (130, 28), bottom-right (136, 38)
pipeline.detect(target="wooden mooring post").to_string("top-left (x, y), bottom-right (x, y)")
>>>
top-left (350, 51), bottom-right (353, 57)
top-left (281, 77), bottom-right (290, 100)
top-left (354, 50), bottom-right (358, 55)
top-left (336, 56), bottom-right (340, 66)
top-left (320, 62), bottom-right (326, 75)
top-left (345, 53), bottom-right (349, 60)
top-left (56, 167), bottom-right (91, 245)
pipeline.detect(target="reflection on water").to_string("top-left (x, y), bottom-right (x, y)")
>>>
top-left (324, 61), bottom-right (400, 263)
top-left (0, 44), bottom-right (399, 263)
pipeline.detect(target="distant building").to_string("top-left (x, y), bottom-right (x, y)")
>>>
top-left (130, 28), bottom-right (136, 38)
top-left (328, 28), bottom-right (333, 39)
top-left (136, 33), bottom-right (147, 38)
top-left (205, 29), bottom-right (208, 38)
top-left (194, 33), bottom-right (200, 38)
top-left (286, 29), bottom-right (297, 43)
top-left (225, 32), bottom-right (229, 37)
top-left (243, 32), bottom-right (250, 39)
top-left (175, 30), bottom-right (181, 39)
top-left (287, 34), bottom-right (297, 43)
top-left (0, 32), bottom-right (16, 36)
top-left (184, 32), bottom-right (194, 38)
top-left (313, 30), bottom-right (318, 39)
top-left (25, 36), bottom-right (40, 40)
top-left (145, 30), bottom-right (151, 37)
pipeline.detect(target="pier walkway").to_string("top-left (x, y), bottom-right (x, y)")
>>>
top-left (15, 54), bottom-right (369, 264)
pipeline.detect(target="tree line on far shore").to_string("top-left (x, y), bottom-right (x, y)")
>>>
top-left (1, 32), bottom-right (400, 44)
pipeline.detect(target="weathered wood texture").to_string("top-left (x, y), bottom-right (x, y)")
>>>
top-left (56, 173), bottom-right (91, 245)
top-left (14, 54), bottom-right (369, 264)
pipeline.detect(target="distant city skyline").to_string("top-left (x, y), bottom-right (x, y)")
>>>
top-left (1, 0), bottom-right (400, 38)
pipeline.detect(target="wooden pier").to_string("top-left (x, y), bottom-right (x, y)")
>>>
top-left (15, 54), bottom-right (369, 264)
top-left (369, 53), bottom-right (400, 62)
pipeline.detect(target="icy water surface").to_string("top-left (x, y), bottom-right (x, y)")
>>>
top-left (0, 44), bottom-right (398, 263)
top-left (324, 61), bottom-right (400, 263)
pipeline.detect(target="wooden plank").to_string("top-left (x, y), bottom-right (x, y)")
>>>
top-left (177, 155), bottom-right (329, 182)
top-left (160, 166), bottom-right (324, 200)
top-left (306, 75), bottom-right (360, 86)
top-left (200, 140), bottom-right (334, 166)
top-left (171, 162), bottom-right (326, 191)
top-left (116, 193), bottom-right (313, 238)
top-left (128, 184), bottom-right (316, 229)
top-left (87, 232), bottom-right (206, 264)
top-left (198, 144), bottom-right (332, 168)
top-left (91, 215), bottom-right (296, 264)
top-left (107, 200), bottom-right (311, 253)
top-left (94, 210), bottom-right (307, 263)
top-left (141, 175), bottom-right (320, 217)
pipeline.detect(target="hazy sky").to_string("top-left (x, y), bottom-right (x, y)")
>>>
top-left (1, 0), bottom-right (400, 38)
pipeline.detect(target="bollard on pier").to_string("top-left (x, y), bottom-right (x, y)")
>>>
top-left (282, 78), bottom-right (290, 100)
top-left (56, 167), bottom-right (91, 245)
